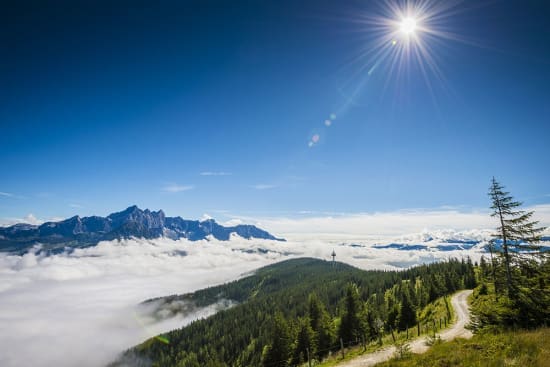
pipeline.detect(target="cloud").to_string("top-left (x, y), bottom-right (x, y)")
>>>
top-left (0, 214), bottom-right (44, 227)
top-left (69, 203), bottom-right (84, 209)
top-left (251, 184), bottom-right (277, 190)
top-left (0, 191), bottom-right (26, 199)
top-left (161, 184), bottom-right (194, 193)
top-left (0, 230), bottom-right (492, 367)
top-left (0, 238), bottom-right (281, 367)
top-left (223, 219), bottom-right (243, 226)
top-left (0, 235), bottom-right (489, 366)
top-left (23, 214), bottom-right (42, 225)
top-left (200, 172), bottom-right (232, 176)
top-left (229, 204), bottom-right (550, 239)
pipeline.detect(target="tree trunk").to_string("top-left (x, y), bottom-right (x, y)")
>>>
top-left (487, 243), bottom-right (499, 300)
top-left (497, 203), bottom-right (513, 297)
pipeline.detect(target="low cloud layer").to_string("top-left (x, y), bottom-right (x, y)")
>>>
top-left (0, 230), bottom-right (492, 367)
top-left (0, 213), bottom-right (44, 226)
top-left (242, 204), bottom-right (550, 239)
top-left (0, 239), bottom-right (279, 367)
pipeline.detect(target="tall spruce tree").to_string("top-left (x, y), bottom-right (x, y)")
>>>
top-left (488, 177), bottom-right (546, 297)
top-left (262, 313), bottom-right (291, 367)
top-left (339, 283), bottom-right (363, 343)
top-left (397, 288), bottom-right (417, 331)
top-left (486, 238), bottom-right (501, 298)
top-left (308, 293), bottom-right (334, 359)
top-left (291, 318), bottom-right (316, 365)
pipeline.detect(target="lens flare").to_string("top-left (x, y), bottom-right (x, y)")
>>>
top-left (307, 1), bottom-right (471, 149)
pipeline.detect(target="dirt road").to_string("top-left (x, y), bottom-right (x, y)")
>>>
top-left (338, 289), bottom-right (473, 367)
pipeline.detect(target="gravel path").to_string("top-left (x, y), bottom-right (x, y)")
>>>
top-left (337, 289), bottom-right (473, 367)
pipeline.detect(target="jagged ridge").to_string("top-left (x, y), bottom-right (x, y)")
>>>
top-left (0, 205), bottom-right (284, 253)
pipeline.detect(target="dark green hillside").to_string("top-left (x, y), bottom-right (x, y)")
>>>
top-left (112, 257), bottom-right (476, 367)
top-left (144, 258), bottom-right (396, 317)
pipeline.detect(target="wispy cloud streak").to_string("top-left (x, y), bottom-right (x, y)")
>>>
top-left (200, 172), bottom-right (232, 176)
top-left (250, 184), bottom-right (277, 190)
top-left (162, 184), bottom-right (194, 193)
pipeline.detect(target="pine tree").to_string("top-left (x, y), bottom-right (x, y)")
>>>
top-left (362, 306), bottom-right (380, 342)
top-left (485, 238), bottom-right (502, 298)
top-left (291, 318), bottom-right (316, 365)
top-left (339, 283), bottom-right (363, 343)
top-left (308, 293), bottom-right (322, 331)
top-left (262, 313), bottom-right (291, 367)
top-left (463, 257), bottom-right (477, 289)
top-left (397, 288), bottom-right (417, 331)
top-left (488, 177), bottom-right (547, 297)
top-left (479, 255), bottom-right (489, 279)
top-left (308, 293), bottom-right (334, 359)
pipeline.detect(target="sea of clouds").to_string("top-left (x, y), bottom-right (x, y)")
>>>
top-left (3, 205), bottom-right (550, 367)
top-left (0, 233), bottom-right (490, 367)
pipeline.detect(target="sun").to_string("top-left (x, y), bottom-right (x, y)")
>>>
top-left (399, 17), bottom-right (417, 35)
top-left (333, 0), bottom-right (468, 110)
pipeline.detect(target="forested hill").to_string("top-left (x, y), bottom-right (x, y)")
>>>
top-left (111, 258), bottom-right (476, 367)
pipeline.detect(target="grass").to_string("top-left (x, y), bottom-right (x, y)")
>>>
top-left (418, 295), bottom-right (454, 326)
top-left (377, 328), bottom-right (550, 367)
top-left (311, 342), bottom-right (385, 367)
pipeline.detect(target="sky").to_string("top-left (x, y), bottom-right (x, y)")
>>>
top-left (1, 0), bottom-right (549, 224)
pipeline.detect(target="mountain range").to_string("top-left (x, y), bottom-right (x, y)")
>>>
top-left (0, 205), bottom-right (284, 253)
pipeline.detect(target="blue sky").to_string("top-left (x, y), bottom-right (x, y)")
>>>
top-left (1, 0), bottom-right (549, 223)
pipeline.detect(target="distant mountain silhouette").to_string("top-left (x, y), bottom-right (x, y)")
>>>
top-left (0, 205), bottom-right (284, 253)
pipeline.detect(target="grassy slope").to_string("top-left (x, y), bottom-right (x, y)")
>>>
top-left (314, 295), bottom-right (455, 367)
top-left (377, 328), bottom-right (550, 367)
